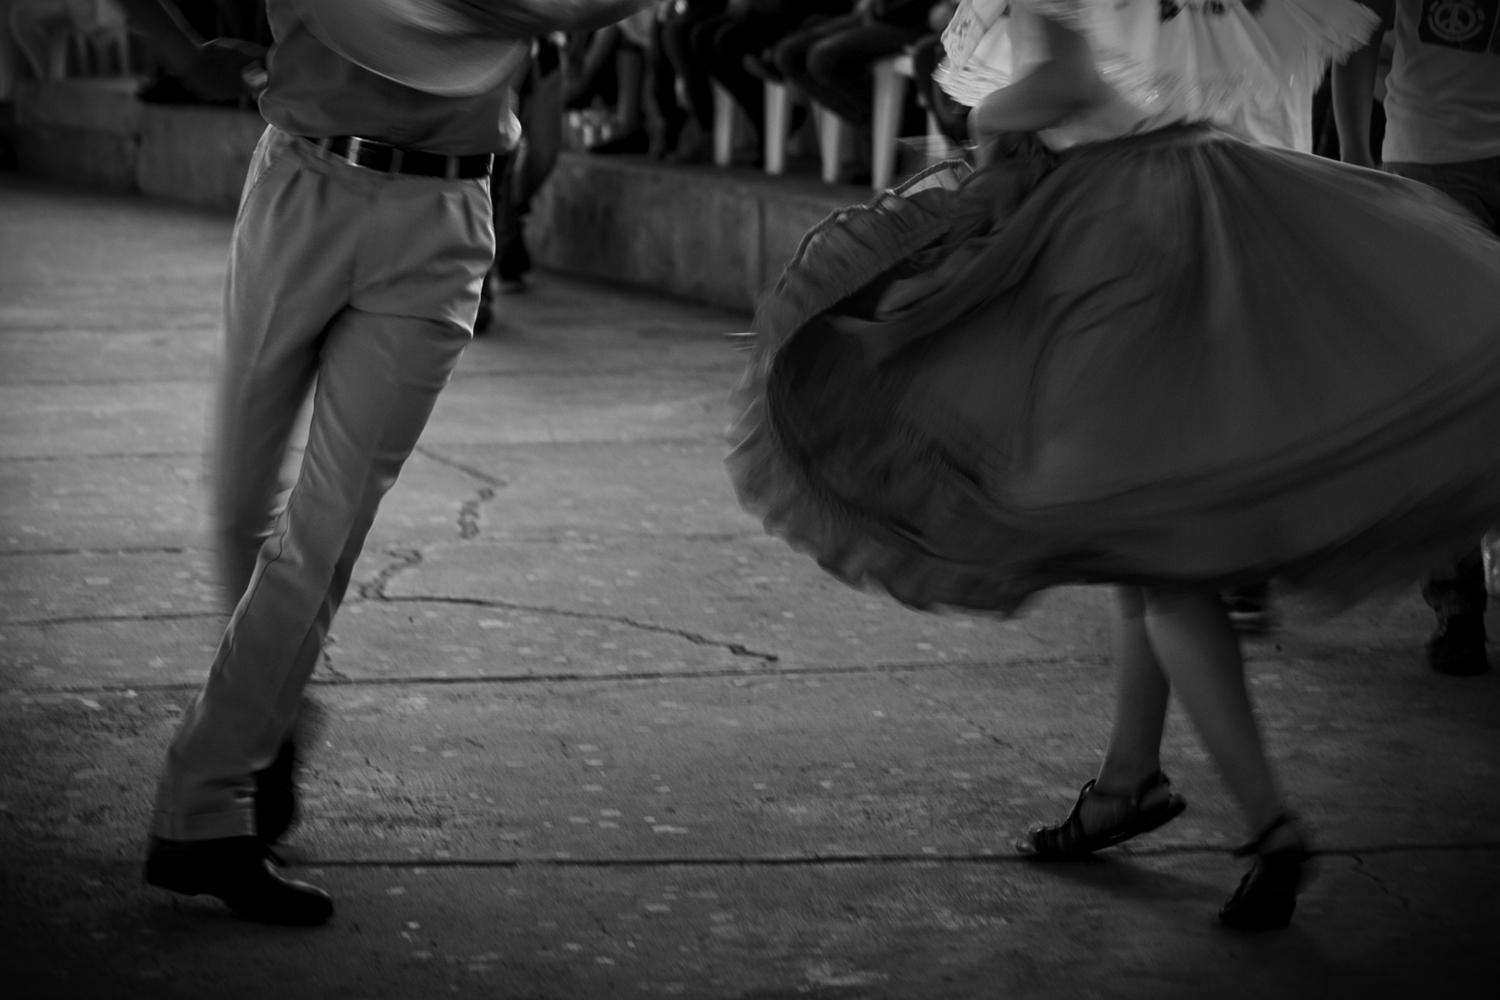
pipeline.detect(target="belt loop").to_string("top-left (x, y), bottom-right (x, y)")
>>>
top-left (345, 136), bottom-right (363, 166)
top-left (445, 156), bottom-right (459, 181)
top-left (389, 148), bottom-right (404, 174)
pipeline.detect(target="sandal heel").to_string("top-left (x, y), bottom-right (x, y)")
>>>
top-left (1218, 814), bottom-right (1311, 932)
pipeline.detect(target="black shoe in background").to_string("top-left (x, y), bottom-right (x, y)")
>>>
top-left (1427, 612), bottom-right (1489, 676)
top-left (587, 129), bottom-right (651, 156)
top-left (1225, 583), bottom-right (1274, 636)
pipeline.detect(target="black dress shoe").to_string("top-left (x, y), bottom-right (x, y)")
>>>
top-left (145, 835), bottom-right (333, 926)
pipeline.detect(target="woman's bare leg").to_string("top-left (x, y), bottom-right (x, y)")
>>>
top-left (1139, 586), bottom-right (1288, 840)
top-left (1027, 587), bottom-right (1178, 844)
top-left (1095, 586), bottom-right (1171, 791)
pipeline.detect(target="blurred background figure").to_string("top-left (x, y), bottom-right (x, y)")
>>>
top-left (1333, 0), bottom-right (1500, 677)
top-left (109, 0), bottom-right (268, 105)
top-left (658, 0), bottom-right (725, 162)
top-left (9, 0), bottom-right (131, 81)
top-left (478, 34), bottom-right (568, 331)
top-left (562, 8), bottom-right (648, 152)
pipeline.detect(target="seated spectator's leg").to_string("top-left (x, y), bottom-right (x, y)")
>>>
top-left (614, 37), bottom-right (645, 133)
top-left (664, 4), bottom-right (719, 136)
top-left (679, 10), bottom-right (738, 158)
top-left (9, 0), bottom-right (73, 80)
top-left (645, 16), bottom-right (686, 158)
top-left (772, 14), bottom-right (857, 95)
top-left (706, 10), bottom-right (812, 141)
top-left (703, 14), bottom-right (764, 136)
top-left (564, 26), bottom-right (621, 111)
top-left (802, 20), bottom-right (926, 129)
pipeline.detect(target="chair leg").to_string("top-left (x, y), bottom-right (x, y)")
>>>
top-left (712, 84), bottom-right (735, 167)
top-left (815, 105), bottom-right (844, 184)
top-left (763, 81), bottom-right (790, 176)
top-left (48, 34), bottom-right (73, 79)
top-left (871, 57), bottom-right (908, 191)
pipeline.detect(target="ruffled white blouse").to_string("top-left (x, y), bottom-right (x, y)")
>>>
top-left (937, 0), bottom-right (1381, 150)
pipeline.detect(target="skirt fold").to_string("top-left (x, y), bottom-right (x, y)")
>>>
top-left (729, 126), bottom-right (1500, 614)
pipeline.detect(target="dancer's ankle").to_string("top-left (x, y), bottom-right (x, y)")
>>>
top-left (1094, 760), bottom-right (1162, 798)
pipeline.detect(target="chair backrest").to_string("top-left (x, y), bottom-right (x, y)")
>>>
top-left (66, 0), bottom-right (127, 32)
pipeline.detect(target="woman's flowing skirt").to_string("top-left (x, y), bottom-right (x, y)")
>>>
top-left (727, 125), bottom-right (1500, 615)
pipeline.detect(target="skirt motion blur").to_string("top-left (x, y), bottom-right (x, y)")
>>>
top-left (728, 126), bottom-right (1500, 615)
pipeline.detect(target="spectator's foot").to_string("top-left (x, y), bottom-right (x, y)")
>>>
top-left (1426, 612), bottom-right (1489, 675)
top-left (588, 129), bottom-right (650, 156)
top-left (650, 122), bottom-right (688, 160)
top-left (1224, 583), bottom-right (1274, 636)
top-left (667, 124), bottom-right (710, 164)
top-left (145, 836), bottom-right (333, 926)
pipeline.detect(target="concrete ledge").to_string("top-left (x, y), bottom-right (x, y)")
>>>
top-left (14, 78), bottom-right (141, 192)
top-left (13, 77), bottom-right (141, 132)
top-left (10, 79), bottom-right (863, 312)
top-left (136, 103), bottom-right (265, 210)
top-left (529, 154), bottom-right (851, 311)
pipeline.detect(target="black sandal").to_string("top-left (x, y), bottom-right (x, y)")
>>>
top-left (1218, 812), bottom-right (1311, 931)
top-left (1019, 771), bottom-right (1187, 859)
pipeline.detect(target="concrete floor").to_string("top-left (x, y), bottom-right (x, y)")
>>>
top-left (1, 175), bottom-right (1497, 999)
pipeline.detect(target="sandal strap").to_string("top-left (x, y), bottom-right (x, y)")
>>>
top-left (1232, 812), bottom-right (1299, 858)
top-left (1085, 770), bottom-right (1173, 808)
top-left (1028, 771), bottom-right (1177, 856)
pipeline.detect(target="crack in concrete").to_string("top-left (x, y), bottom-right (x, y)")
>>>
top-left (0, 450), bottom-right (203, 463)
top-left (11, 660), bottom-right (967, 698)
top-left (356, 548), bottom-right (424, 601)
top-left (409, 445), bottom-right (509, 543)
top-left (412, 446), bottom-right (507, 489)
top-left (3, 609), bottom-right (220, 628)
top-left (5, 656), bottom-right (1105, 698)
top-left (294, 842), bottom-right (1500, 870)
top-left (1348, 852), bottom-right (1413, 912)
top-left (0, 545), bottom-right (198, 559)
top-left (458, 487), bottom-right (496, 541)
top-left (885, 670), bottom-right (1027, 753)
top-left (377, 593), bottom-right (781, 663)
top-left (319, 645), bottom-right (352, 683)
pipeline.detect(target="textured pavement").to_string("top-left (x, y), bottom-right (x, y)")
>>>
top-left (1, 174), bottom-right (1498, 1000)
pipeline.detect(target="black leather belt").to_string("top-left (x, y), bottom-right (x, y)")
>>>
top-left (308, 135), bottom-right (493, 179)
